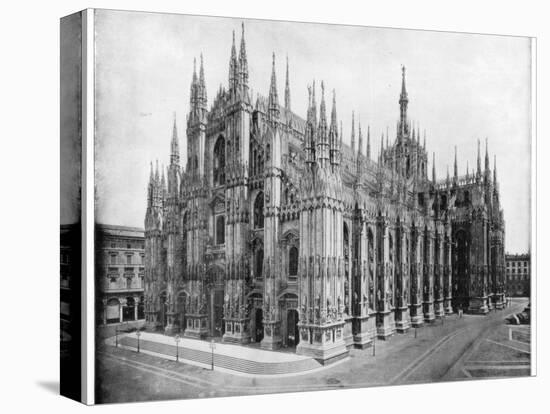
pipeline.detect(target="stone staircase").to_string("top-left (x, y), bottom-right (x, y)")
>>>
top-left (119, 337), bottom-right (321, 375)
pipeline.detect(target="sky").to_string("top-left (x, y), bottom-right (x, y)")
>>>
top-left (94, 9), bottom-right (532, 254)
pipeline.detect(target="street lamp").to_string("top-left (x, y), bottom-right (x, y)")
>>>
top-left (210, 339), bottom-right (216, 370)
top-left (136, 329), bottom-right (141, 353)
top-left (174, 335), bottom-right (181, 362)
top-left (115, 327), bottom-right (119, 348)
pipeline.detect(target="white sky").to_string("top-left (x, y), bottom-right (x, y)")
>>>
top-left (94, 9), bottom-right (532, 254)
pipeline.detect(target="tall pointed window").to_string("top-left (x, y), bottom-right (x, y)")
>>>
top-left (254, 192), bottom-right (264, 229)
top-left (256, 248), bottom-right (264, 279)
top-left (289, 246), bottom-right (298, 277)
top-left (213, 136), bottom-right (225, 186)
top-left (216, 215), bottom-right (225, 245)
top-left (182, 212), bottom-right (188, 271)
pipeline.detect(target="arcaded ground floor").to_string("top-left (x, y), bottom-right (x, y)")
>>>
top-left (96, 298), bottom-right (530, 403)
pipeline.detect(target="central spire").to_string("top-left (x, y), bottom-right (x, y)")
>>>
top-left (399, 65), bottom-right (409, 137)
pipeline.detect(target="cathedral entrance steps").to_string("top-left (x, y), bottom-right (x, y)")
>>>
top-left (112, 331), bottom-right (322, 376)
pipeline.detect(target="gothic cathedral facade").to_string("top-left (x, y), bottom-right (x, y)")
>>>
top-left (144, 25), bottom-right (506, 364)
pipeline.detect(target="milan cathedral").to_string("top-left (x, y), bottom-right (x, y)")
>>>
top-left (144, 24), bottom-right (506, 364)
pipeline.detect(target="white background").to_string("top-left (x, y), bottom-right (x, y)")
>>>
top-left (0, 0), bottom-right (546, 412)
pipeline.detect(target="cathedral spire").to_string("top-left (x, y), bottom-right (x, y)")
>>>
top-left (399, 65), bottom-right (409, 137)
top-left (284, 55), bottom-right (291, 110)
top-left (493, 155), bottom-right (497, 183)
top-left (198, 54), bottom-right (207, 110)
top-left (476, 138), bottom-right (482, 178)
top-left (268, 52), bottom-right (280, 121)
top-left (228, 30), bottom-right (238, 93)
top-left (190, 57), bottom-right (198, 108)
top-left (485, 138), bottom-right (490, 170)
top-left (311, 79), bottom-right (317, 127)
top-left (170, 112), bottom-right (180, 166)
top-left (358, 120), bottom-right (363, 156)
top-left (329, 89), bottom-right (340, 168)
top-left (454, 145), bottom-right (458, 180)
top-left (367, 125), bottom-right (371, 159)
top-left (493, 155), bottom-right (498, 195)
top-left (305, 84), bottom-right (315, 166)
top-left (317, 81), bottom-right (329, 166)
top-left (350, 111), bottom-right (355, 152)
top-left (238, 23), bottom-right (248, 95)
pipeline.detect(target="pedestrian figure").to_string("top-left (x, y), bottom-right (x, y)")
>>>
top-left (458, 303), bottom-right (463, 319)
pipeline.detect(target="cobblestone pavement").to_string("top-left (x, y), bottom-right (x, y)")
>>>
top-left (96, 298), bottom-right (530, 404)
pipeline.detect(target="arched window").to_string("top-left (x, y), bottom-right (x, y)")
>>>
top-left (182, 212), bottom-right (188, 271)
top-left (389, 234), bottom-right (394, 263)
top-left (289, 246), bottom-right (298, 277)
top-left (254, 192), bottom-right (264, 229)
top-left (213, 136), bottom-right (225, 186)
top-left (343, 223), bottom-right (350, 260)
top-left (256, 248), bottom-right (264, 279)
top-left (216, 215), bottom-right (225, 245)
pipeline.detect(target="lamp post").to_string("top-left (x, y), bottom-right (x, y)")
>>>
top-left (175, 335), bottom-right (181, 362)
top-left (210, 340), bottom-right (216, 370)
top-left (136, 329), bottom-right (141, 353)
top-left (115, 327), bottom-right (119, 348)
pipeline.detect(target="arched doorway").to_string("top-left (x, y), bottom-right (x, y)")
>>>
top-left (287, 309), bottom-right (299, 347)
top-left (254, 308), bottom-right (264, 342)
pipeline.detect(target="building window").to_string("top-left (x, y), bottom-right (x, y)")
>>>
top-left (216, 215), bottom-right (225, 245)
top-left (126, 255), bottom-right (132, 265)
top-left (254, 192), bottom-right (264, 229)
top-left (289, 246), bottom-right (298, 277)
top-left (110, 254), bottom-right (117, 265)
top-left (256, 248), bottom-right (264, 279)
top-left (110, 242), bottom-right (116, 248)
top-left (213, 136), bottom-right (226, 186)
top-left (127, 243), bottom-right (131, 249)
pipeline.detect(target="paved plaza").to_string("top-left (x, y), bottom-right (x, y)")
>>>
top-left (96, 298), bottom-right (531, 403)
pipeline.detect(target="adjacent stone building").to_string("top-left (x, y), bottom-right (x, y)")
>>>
top-left (144, 25), bottom-right (506, 364)
top-left (96, 224), bottom-right (145, 325)
top-left (505, 253), bottom-right (530, 297)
